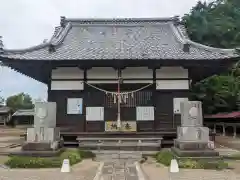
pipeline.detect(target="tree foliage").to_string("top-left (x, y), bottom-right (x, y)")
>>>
top-left (190, 74), bottom-right (240, 114)
top-left (6, 93), bottom-right (34, 111)
top-left (184, 0), bottom-right (240, 114)
top-left (183, 0), bottom-right (240, 48)
top-left (0, 96), bottom-right (4, 106)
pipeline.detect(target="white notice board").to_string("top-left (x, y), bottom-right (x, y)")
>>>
top-left (86, 107), bottom-right (104, 121)
top-left (67, 98), bottom-right (83, 114)
top-left (136, 106), bottom-right (154, 121)
top-left (173, 98), bottom-right (188, 114)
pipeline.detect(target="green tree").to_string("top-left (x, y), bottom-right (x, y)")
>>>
top-left (182, 0), bottom-right (240, 48)
top-left (0, 96), bottom-right (4, 106)
top-left (6, 93), bottom-right (34, 111)
top-left (184, 0), bottom-right (240, 114)
top-left (191, 74), bottom-right (240, 114)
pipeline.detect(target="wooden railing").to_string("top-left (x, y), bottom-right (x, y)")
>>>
top-left (204, 122), bottom-right (240, 138)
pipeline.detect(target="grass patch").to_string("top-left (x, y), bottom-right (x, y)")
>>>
top-left (223, 153), bottom-right (240, 160)
top-left (5, 149), bottom-right (95, 168)
top-left (155, 150), bottom-right (228, 170)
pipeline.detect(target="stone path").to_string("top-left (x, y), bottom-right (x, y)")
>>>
top-left (96, 152), bottom-right (140, 180)
top-left (101, 160), bottom-right (138, 180)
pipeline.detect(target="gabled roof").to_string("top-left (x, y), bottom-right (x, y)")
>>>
top-left (0, 16), bottom-right (239, 60)
top-left (0, 106), bottom-right (12, 114)
top-left (205, 111), bottom-right (240, 119)
top-left (12, 109), bottom-right (34, 116)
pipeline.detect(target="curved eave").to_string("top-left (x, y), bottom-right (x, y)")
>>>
top-left (1, 23), bottom-right (71, 55)
top-left (1, 55), bottom-right (239, 63)
top-left (171, 23), bottom-right (239, 56)
top-left (0, 56), bottom-right (50, 84)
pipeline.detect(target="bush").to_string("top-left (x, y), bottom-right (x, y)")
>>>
top-left (224, 153), bottom-right (240, 160)
top-left (4, 149), bottom-right (94, 168)
top-left (78, 150), bottom-right (96, 159)
top-left (60, 149), bottom-right (82, 165)
top-left (197, 159), bottom-right (228, 170)
top-left (178, 159), bottom-right (200, 169)
top-left (155, 150), bottom-right (228, 170)
top-left (155, 150), bottom-right (174, 166)
top-left (5, 156), bottom-right (61, 168)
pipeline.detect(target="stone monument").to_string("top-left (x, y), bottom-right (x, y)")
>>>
top-left (171, 100), bottom-right (219, 157)
top-left (22, 102), bottom-right (60, 151)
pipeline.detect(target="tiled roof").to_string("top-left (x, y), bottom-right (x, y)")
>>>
top-left (0, 17), bottom-right (239, 60)
top-left (12, 109), bottom-right (34, 116)
top-left (0, 106), bottom-right (11, 114)
top-left (205, 111), bottom-right (240, 119)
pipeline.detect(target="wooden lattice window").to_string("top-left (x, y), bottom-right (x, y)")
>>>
top-left (104, 91), bottom-right (153, 108)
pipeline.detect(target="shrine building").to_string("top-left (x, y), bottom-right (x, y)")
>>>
top-left (0, 16), bottom-right (239, 139)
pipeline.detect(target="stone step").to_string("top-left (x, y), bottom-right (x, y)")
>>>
top-left (94, 151), bottom-right (142, 161)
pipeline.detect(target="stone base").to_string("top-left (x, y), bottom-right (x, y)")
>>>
top-left (171, 147), bottom-right (219, 157)
top-left (174, 139), bottom-right (208, 150)
top-left (22, 141), bottom-right (59, 151)
top-left (10, 148), bottom-right (64, 157)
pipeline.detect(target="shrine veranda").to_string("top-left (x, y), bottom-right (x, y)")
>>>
top-left (0, 17), bottom-right (239, 139)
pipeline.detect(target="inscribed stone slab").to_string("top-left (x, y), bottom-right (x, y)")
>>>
top-left (180, 101), bottom-right (203, 127)
top-left (177, 126), bottom-right (209, 142)
top-left (34, 102), bottom-right (57, 128)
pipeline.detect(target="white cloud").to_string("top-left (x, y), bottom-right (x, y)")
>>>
top-left (0, 0), bottom-right (204, 99)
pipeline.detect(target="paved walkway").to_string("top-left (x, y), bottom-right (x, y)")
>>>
top-left (216, 136), bottom-right (240, 151)
top-left (102, 160), bottom-right (138, 180)
top-left (96, 152), bottom-right (140, 180)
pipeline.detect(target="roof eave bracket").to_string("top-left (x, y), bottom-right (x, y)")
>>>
top-left (0, 36), bottom-right (4, 54)
top-left (60, 16), bottom-right (66, 27)
top-left (48, 44), bottom-right (56, 53)
top-left (183, 43), bottom-right (190, 53)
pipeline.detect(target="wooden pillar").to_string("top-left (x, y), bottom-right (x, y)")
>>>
top-left (47, 62), bottom-right (54, 102)
top-left (149, 66), bottom-right (156, 131)
top-left (233, 125), bottom-right (237, 138)
top-left (222, 123), bottom-right (226, 136)
top-left (213, 124), bottom-right (216, 133)
top-left (80, 66), bottom-right (91, 132)
top-left (3, 116), bottom-right (6, 126)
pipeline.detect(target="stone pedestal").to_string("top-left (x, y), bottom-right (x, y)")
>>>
top-left (172, 101), bottom-right (219, 158)
top-left (171, 147), bottom-right (219, 157)
top-left (22, 127), bottom-right (60, 151)
top-left (22, 102), bottom-right (61, 152)
top-left (22, 141), bottom-right (59, 151)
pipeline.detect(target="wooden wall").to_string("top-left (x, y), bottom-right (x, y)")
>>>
top-left (48, 66), bottom-right (190, 132)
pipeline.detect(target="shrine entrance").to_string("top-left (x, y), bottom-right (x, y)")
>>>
top-left (86, 82), bottom-right (153, 132)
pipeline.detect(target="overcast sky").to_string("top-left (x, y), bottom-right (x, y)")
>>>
top-left (0, 0), bottom-right (204, 101)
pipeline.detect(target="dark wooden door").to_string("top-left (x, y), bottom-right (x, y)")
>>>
top-left (155, 92), bottom-right (174, 130)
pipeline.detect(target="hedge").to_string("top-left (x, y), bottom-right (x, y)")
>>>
top-left (5, 149), bottom-right (95, 168)
top-left (155, 150), bottom-right (228, 170)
